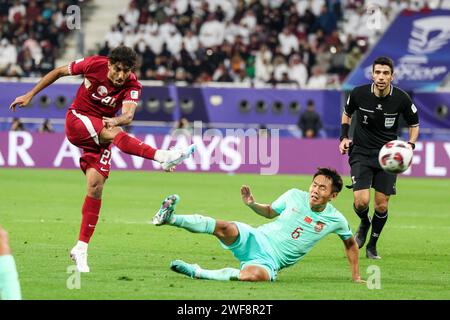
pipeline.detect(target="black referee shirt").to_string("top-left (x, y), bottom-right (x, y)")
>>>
top-left (344, 84), bottom-right (419, 149)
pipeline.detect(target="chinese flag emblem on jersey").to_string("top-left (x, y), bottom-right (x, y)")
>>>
top-left (304, 216), bottom-right (312, 224)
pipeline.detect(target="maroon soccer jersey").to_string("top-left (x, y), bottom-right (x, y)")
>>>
top-left (68, 55), bottom-right (142, 118)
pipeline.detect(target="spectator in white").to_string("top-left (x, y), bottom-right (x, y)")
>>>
top-left (105, 26), bottom-right (124, 49)
top-left (8, 0), bottom-right (26, 24)
top-left (199, 0), bottom-right (233, 20)
top-left (240, 9), bottom-right (257, 32)
top-left (237, 20), bottom-right (251, 45)
top-left (167, 29), bottom-right (183, 56)
top-left (0, 39), bottom-right (18, 75)
top-left (146, 29), bottom-right (164, 55)
top-left (135, 37), bottom-right (147, 54)
top-left (288, 54), bottom-right (308, 88)
top-left (122, 0), bottom-right (140, 28)
top-left (255, 44), bottom-right (273, 83)
top-left (199, 13), bottom-right (225, 48)
top-left (183, 29), bottom-right (199, 54)
top-left (123, 27), bottom-right (138, 48)
top-left (307, 65), bottom-right (328, 89)
top-left (278, 27), bottom-right (299, 56)
top-left (342, 7), bottom-right (364, 38)
top-left (135, 25), bottom-right (148, 50)
top-left (143, 16), bottom-right (158, 34)
top-left (159, 17), bottom-right (178, 40)
top-left (272, 55), bottom-right (289, 82)
top-left (23, 33), bottom-right (43, 66)
top-left (387, 0), bottom-right (408, 17)
top-left (296, 0), bottom-right (324, 16)
top-left (174, 0), bottom-right (189, 15)
top-left (52, 3), bottom-right (67, 29)
top-left (234, 69), bottom-right (252, 86)
top-left (310, 0), bottom-right (326, 16)
top-left (216, 0), bottom-right (236, 21)
top-left (223, 20), bottom-right (241, 45)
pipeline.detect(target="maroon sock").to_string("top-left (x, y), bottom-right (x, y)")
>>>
top-left (79, 196), bottom-right (102, 243)
top-left (113, 131), bottom-right (157, 160)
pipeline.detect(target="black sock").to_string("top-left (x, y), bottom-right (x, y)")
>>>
top-left (367, 210), bottom-right (388, 248)
top-left (353, 204), bottom-right (371, 226)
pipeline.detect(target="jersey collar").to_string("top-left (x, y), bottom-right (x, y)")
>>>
top-left (371, 83), bottom-right (393, 97)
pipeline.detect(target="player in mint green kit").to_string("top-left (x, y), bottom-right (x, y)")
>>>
top-left (0, 226), bottom-right (22, 300)
top-left (153, 168), bottom-right (364, 283)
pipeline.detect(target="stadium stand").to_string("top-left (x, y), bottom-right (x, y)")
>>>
top-left (1, 0), bottom-right (449, 141)
top-left (0, 0), bottom-right (91, 77)
top-left (95, 0), bottom-right (439, 88)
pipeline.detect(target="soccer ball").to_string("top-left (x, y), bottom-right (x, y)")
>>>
top-left (378, 140), bottom-right (413, 174)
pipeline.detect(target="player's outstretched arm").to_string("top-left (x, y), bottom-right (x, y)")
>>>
top-left (343, 237), bottom-right (365, 283)
top-left (9, 65), bottom-right (71, 112)
top-left (240, 185), bottom-right (277, 219)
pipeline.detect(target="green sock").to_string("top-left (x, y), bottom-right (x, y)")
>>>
top-left (198, 267), bottom-right (240, 281)
top-left (170, 214), bottom-right (216, 234)
top-left (0, 255), bottom-right (22, 300)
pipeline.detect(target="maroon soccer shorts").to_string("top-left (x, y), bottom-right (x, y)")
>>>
top-left (65, 110), bottom-right (112, 178)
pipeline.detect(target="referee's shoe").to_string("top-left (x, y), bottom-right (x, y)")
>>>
top-left (366, 246), bottom-right (381, 259)
top-left (354, 222), bottom-right (370, 249)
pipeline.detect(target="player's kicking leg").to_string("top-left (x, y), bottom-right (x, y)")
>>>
top-left (159, 144), bottom-right (196, 172)
top-left (101, 128), bottom-right (196, 172)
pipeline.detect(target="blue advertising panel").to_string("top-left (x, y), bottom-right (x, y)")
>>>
top-left (344, 10), bottom-right (450, 91)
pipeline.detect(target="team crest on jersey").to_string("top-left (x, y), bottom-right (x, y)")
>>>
top-left (314, 221), bottom-right (325, 233)
top-left (376, 104), bottom-right (383, 110)
top-left (131, 90), bottom-right (139, 99)
top-left (385, 117), bottom-right (396, 128)
top-left (97, 86), bottom-right (108, 97)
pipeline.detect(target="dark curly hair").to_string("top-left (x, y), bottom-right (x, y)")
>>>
top-left (313, 167), bottom-right (343, 194)
top-left (108, 46), bottom-right (137, 70)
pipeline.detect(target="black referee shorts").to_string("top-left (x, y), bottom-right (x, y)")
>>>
top-left (348, 145), bottom-right (397, 195)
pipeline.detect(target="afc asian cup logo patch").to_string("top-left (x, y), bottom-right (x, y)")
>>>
top-left (97, 86), bottom-right (108, 97)
top-left (84, 78), bottom-right (91, 89)
top-left (314, 221), bottom-right (325, 233)
top-left (131, 90), bottom-right (139, 99)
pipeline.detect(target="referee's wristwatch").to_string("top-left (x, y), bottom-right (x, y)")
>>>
top-left (407, 141), bottom-right (416, 150)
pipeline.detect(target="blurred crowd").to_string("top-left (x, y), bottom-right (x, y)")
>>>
top-left (1, 0), bottom-right (447, 88)
top-left (0, 0), bottom-right (90, 77)
top-left (99, 0), bottom-right (440, 88)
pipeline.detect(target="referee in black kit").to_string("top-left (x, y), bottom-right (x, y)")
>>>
top-left (339, 57), bottom-right (420, 259)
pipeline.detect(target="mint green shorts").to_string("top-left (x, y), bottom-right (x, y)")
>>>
top-left (219, 222), bottom-right (279, 281)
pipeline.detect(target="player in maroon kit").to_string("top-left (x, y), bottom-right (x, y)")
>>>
top-left (9, 46), bottom-right (196, 273)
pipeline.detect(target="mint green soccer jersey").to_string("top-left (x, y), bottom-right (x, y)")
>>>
top-left (257, 188), bottom-right (353, 270)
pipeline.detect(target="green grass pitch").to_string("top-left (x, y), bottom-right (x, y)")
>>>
top-left (1, 168), bottom-right (449, 300)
